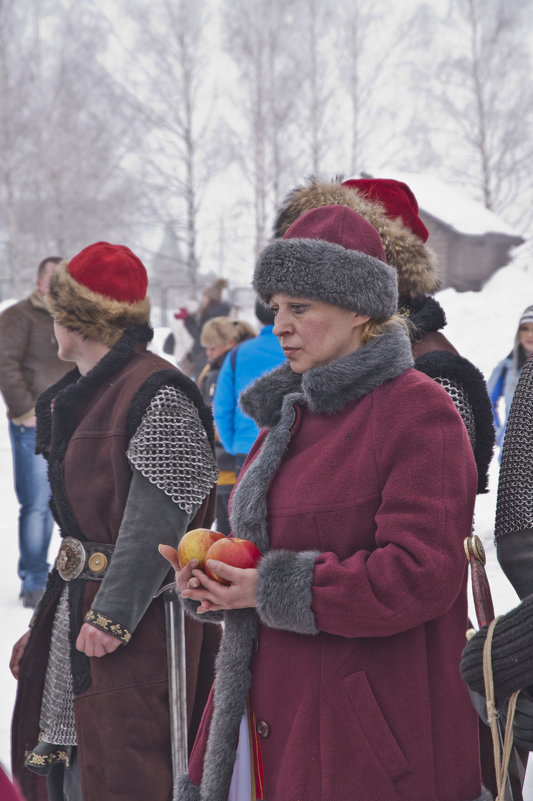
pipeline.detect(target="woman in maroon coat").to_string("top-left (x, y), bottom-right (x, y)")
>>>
top-left (161, 205), bottom-right (489, 801)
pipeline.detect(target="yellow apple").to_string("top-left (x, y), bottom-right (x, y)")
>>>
top-left (177, 528), bottom-right (225, 569)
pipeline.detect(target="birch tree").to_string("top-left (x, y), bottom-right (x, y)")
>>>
top-left (413, 0), bottom-right (533, 228)
top-left (222, 0), bottom-right (303, 257)
top-left (0, 0), bottom-right (143, 297)
top-left (113, 0), bottom-right (226, 298)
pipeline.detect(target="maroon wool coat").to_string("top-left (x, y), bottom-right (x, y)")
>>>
top-left (186, 348), bottom-right (485, 801)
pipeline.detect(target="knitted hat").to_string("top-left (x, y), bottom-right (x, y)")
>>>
top-left (343, 178), bottom-right (429, 243)
top-left (47, 241), bottom-right (151, 347)
top-left (253, 205), bottom-right (397, 322)
top-left (203, 278), bottom-right (228, 302)
top-left (519, 305), bottom-right (533, 327)
top-left (272, 176), bottom-right (440, 299)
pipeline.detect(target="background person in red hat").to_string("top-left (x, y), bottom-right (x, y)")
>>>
top-left (161, 205), bottom-right (487, 801)
top-left (273, 175), bottom-right (495, 497)
top-left (9, 242), bottom-right (221, 801)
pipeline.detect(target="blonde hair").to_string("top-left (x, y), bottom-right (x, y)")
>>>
top-left (200, 316), bottom-right (256, 348)
top-left (360, 312), bottom-right (413, 346)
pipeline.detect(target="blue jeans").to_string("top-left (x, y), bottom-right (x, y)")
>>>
top-left (9, 420), bottom-right (54, 594)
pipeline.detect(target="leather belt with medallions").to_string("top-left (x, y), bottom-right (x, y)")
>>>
top-left (56, 536), bottom-right (115, 581)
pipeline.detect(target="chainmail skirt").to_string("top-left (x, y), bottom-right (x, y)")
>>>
top-left (39, 585), bottom-right (77, 745)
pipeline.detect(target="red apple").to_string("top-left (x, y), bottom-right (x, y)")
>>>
top-left (204, 537), bottom-right (262, 584)
top-left (177, 528), bottom-right (225, 569)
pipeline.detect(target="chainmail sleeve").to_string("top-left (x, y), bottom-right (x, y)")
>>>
top-left (494, 357), bottom-right (533, 599)
top-left (495, 357), bottom-right (533, 540)
top-left (432, 375), bottom-right (476, 450)
top-left (126, 384), bottom-right (219, 514)
top-left (414, 350), bottom-right (494, 494)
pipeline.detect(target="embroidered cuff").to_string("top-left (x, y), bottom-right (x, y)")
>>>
top-left (25, 739), bottom-right (73, 775)
top-left (85, 608), bottom-right (132, 644)
top-left (256, 550), bottom-right (320, 634)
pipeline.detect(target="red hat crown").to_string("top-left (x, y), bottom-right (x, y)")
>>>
top-left (67, 241), bottom-right (148, 303)
top-left (342, 178), bottom-right (429, 243)
top-left (283, 204), bottom-right (386, 261)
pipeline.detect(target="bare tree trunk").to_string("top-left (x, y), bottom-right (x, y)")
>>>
top-left (307, 0), bottom-right (320, 175)
top-left (345, 7), bottom-right (361, 176)
top-left (252, 5), bottom-right (267, 259)
top-left (466, 0), bottom-right (493, 210)
top-left (0, 5), bottom-right (22, 297)
top-left (176, 1), bottom-right (200, 296)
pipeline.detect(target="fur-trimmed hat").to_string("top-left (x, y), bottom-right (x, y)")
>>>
top-left (254, 205), bottom-right (397, 322)
top-left (47, 241), bottom-right (151, 347)
top-left (272, 175), bottom-right (440, 300)
top-left (343, 178), bottom-right (429, 242)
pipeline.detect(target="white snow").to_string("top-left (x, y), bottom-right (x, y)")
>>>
top-left (1, 244), bottom-right (533, 790)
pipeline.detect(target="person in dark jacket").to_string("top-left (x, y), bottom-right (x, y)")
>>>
top-left (197, 316), bottom-right (255, 534)
top-left (273, 175), bottom-right (494, 494)
top-left (175, 278), bottom-right (232, 380)
top-left (0, 256), bottom-right (73, 608)
top-left (161, 205), bottom-right (487, 801)
top-left (9, 242), bottom-right (221, 801)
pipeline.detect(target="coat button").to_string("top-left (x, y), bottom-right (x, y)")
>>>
top-left (256, 720), bottom-right (270, 738)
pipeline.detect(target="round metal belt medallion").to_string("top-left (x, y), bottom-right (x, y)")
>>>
top-left (56, 537), bottom-right (86, 581)
top-left (88, 552), bottom-right (108, 574)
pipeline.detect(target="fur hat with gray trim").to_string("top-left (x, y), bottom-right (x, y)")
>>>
top-left (272, 175), bottom-right (440, 300)
top-left (253, 205), bottom-right (398, 322)
top-left (47, 241), bottom-right (151, 347)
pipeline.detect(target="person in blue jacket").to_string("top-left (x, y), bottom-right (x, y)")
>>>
top-left (213, 299), bottom-right (285, 472)
top-left (488, 304), bottom-right (533, 455)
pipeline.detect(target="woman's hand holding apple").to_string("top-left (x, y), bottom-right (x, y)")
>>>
top-left (158, 543), bottom-right (200, 593)
top-left (158, 537), bottom-right (259, 612)
top-left (180, 559), bottom-right (258, 612)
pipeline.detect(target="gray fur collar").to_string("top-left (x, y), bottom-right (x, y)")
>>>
top-left (240, 322), bottom-right (414, 429)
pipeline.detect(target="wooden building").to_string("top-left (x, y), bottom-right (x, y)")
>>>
top-left (371, 172), bottom-right (525, 292)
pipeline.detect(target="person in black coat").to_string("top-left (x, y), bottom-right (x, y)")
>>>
top-left (175, 279), bottom-right (232, 380)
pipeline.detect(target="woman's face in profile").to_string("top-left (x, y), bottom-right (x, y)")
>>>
top-left (205, 341), bottom-right (233, 364)
top-left (519, 322), bottom-right (533, 355)
top-left (269, 293), bottom-right (369, 374)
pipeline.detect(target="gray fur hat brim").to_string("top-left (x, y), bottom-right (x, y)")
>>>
top-left (253, 238), bottom-right (398, 322)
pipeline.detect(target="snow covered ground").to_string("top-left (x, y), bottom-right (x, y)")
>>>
top-left (0, 243), bottom-right (532, 792)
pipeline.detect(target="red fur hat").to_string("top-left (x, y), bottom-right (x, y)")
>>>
top-left (47, 242), bottom-right (151, 346)
top-left (342, 178), bottom-right (429, 243)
